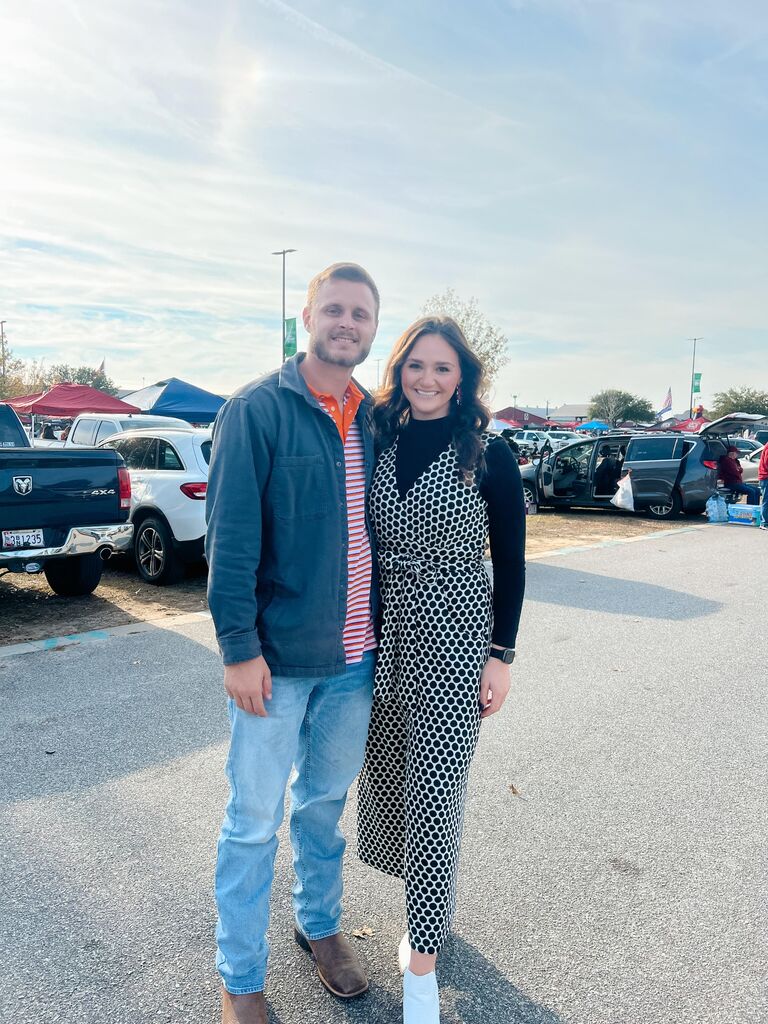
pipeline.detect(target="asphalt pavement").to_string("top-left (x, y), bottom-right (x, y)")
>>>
top-left (1, 525), bottom-right (766, 1024)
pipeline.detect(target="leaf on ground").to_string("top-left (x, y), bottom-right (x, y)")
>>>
top-left (508, 783), bottom-right (522, 796)
top-left (351, 926), bottom-right (374, 939)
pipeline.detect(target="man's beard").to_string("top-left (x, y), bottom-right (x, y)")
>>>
top-left (311, 335), bottom-right (370, 368)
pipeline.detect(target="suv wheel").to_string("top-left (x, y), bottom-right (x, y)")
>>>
top-left (135, 516), bottom-right (184, 585)
top-left (522, 483), bottom-right (537, 506)
top-left (646, 492), bottom-right (682, 520)
top-left (43, 553), bottom-right (103, 596)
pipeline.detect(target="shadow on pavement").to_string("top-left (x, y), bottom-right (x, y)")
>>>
top-left (525, 563), bottom-right (721, 620)
top-left (0, 622), bottom-right (227, 803)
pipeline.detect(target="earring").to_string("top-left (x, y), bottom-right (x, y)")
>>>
top-left (455, 385), bottom-right (462, 405)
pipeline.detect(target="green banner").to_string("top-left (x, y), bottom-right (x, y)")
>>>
top-left (692, 372), bottom-right (702, 394)
top-left (283, 317), bottom-right (297, 359)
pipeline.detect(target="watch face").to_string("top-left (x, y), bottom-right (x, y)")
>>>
top-left (502, 649), bottom-right (515, 664)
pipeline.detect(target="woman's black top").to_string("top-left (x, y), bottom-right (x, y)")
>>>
top-left (393, 416), bottom-right (526, 648)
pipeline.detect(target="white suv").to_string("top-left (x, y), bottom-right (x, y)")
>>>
top-left (98, 427), bottom-right (211, 584)
top-left (66, 413), bottom-right (190, 447)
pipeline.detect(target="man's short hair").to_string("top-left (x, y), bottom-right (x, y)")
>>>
top-left (306, 262), bottom-right (380, 318)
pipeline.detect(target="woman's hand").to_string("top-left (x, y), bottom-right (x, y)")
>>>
top-left (479, 657), bottom-right (512, 719)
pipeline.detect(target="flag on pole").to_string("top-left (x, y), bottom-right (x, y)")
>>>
top-left (692, 372), bottom-right (702, 394)
top-left (656, 387), bottom-right (672, 420)
top-left (283, 318), bottom-right (297, 359)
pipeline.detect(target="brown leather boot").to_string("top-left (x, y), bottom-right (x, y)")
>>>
top-left (294, 928), bottom-right (369, 998)
top-left (221, 988), bottom-right (268, 1024)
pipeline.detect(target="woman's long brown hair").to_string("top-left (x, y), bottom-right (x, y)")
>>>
top-left (374, 316), bottom-right (491, 483)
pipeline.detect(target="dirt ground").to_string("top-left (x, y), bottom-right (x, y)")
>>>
top-left (0, 510), bottom-right (699, 647)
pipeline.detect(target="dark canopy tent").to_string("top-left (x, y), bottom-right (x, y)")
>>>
top-left (121, 378), bottom-right (226, 423)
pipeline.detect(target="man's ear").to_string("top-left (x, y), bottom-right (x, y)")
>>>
top-left (302, 305), bottom-right (311, 332)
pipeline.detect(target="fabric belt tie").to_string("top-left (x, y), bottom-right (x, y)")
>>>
top-left (379, 552), bottom-right (481, 583)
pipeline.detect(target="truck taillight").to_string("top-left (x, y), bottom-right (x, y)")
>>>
top-left (180, 482), bottom-right (207, 500)
top-left (702, 460), bottom-right (718, 470)
top-left (118, 467), bottom-right (132, 509)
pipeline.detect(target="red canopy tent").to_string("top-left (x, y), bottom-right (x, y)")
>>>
top-left (669, 416), bottom-right (710, 433)
top-left (6, 383), bottom-right (140, 416)
top-left (3, 391), bottom-right (44, 409)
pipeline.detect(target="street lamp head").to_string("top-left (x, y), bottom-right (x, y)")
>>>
top-left (272, 249), bottom-right (297, 255)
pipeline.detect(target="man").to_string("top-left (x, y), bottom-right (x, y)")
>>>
top-left (718, 446), bottom-right (760, 505)
top-left (205, 263), bottom-right (380, 1024)
top-left (758, 444), bottom-right (768, 531)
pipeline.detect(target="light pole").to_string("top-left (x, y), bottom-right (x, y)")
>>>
top-left (0, 321), bottom-right (6, 386)
top-left (272, 249), bottom-right (296, 361)
top-left (688, 337), bottom-right (702, 417)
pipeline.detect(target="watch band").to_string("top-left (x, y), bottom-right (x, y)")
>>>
top-left (489, 647), bottom-right (516, 664)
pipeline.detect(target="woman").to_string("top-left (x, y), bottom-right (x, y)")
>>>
top-left (358, 316), bottom-right (526, 1023)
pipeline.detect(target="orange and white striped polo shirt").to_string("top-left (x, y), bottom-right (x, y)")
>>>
top-left (308, 380), bottom-right (376, 664)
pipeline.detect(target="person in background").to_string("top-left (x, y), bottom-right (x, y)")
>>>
top-left (718, 446), bottom-right (760, 505)
top-left (41, 423), bottom-right (56, 439)
top-left (758, 444), bottom-right (768, 531)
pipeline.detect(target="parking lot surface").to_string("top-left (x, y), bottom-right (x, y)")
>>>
top-left (1, 525), bottom-right (765, 1023)
top-left (0, 510), bottom-right (689, 646)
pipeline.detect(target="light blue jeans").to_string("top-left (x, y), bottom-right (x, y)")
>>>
top-left (761, 480), bottom-right (768, 525)
top-left (215, 652), bottom-right (375, 994)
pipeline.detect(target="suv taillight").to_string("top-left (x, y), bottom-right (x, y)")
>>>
top-left (702, 460), bottom-right (718, 470)
top-left (180, 481), bottom-right (207, 500)
top-left (118, 467), bottom-right (132, 509)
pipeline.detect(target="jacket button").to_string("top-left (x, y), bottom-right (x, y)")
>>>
top-left (336, 460), bottom-right (342, 467)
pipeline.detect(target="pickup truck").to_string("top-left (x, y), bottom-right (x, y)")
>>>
top-left (0, 404), bottom-right (133, 596)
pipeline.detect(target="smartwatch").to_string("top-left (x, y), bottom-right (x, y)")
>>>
top-left (489, 647), bottom-right (516, 664)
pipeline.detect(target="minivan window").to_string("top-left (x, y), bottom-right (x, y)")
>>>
top-left (71, 419), bottom-right (98, 445)
top-left (625, 437), bottom-right (685, 462)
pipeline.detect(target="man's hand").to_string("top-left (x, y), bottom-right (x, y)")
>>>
top-left (224, 656), bottom-right (273, 717)
top-left (479, 658), bottom-right (512, 720)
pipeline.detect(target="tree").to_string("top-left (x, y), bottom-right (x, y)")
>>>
top-left (421, 289), bottom-right (508, 385)
top-left (710, 387), bottom-right (768, 418)
top-left (46, 363), bottom-right (119, 397)
top-left (589, 389), bottom-right (655, 427)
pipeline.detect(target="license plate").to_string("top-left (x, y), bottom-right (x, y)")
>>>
top-left (2, 528), bottom-right (45, 549)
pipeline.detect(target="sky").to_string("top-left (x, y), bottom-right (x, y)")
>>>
top-left (1, 0), bottom-right (766, 412)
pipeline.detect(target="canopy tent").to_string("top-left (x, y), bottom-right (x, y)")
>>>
top-left (575, 419), bottom-right (610, 432)
top-left (668, 416), bottom-right (710, 433)
top-left (5, 383), bottom-right (140, 416)
top-left (122, 377), bottom-right (225, 423)
top-left (3, 391), bottom-right (44, 409)
top-left (489, 416), bottom-right (522, 431)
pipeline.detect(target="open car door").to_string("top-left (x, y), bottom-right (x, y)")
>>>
top-left (622, 435), bottom-right (692, 517)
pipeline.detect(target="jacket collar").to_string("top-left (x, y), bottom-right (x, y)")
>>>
top-left (278, 352), bottom-right (373, 407)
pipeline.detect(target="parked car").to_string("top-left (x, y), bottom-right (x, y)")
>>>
top-left (0, 404), bottom-right (132, 595)
top-left (544, 429), bottom-right (582, 450)
top-left (729, 437), bottom-right (762, 456)
top-left (741, 445), bottom-right (765, 484)
top-left (63, 412), bottom-right (190, 448)
top-left (513, 429), bottom-right (550, 446)
top-left (97, 427), bottom-right (211, 584)
top-left (519, 413), bottom-right (768, 519)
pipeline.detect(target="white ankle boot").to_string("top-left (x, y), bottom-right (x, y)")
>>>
top-left (403, 968), bottom-right (440, 1024)
top-left (398, 933), bottom-right (411, 975)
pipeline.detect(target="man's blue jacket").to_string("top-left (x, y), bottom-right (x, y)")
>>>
top-left (205, 353), bottom-right (378, 675)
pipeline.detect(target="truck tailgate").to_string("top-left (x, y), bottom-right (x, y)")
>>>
top-left (0, 448), bottom-right (128, 545)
